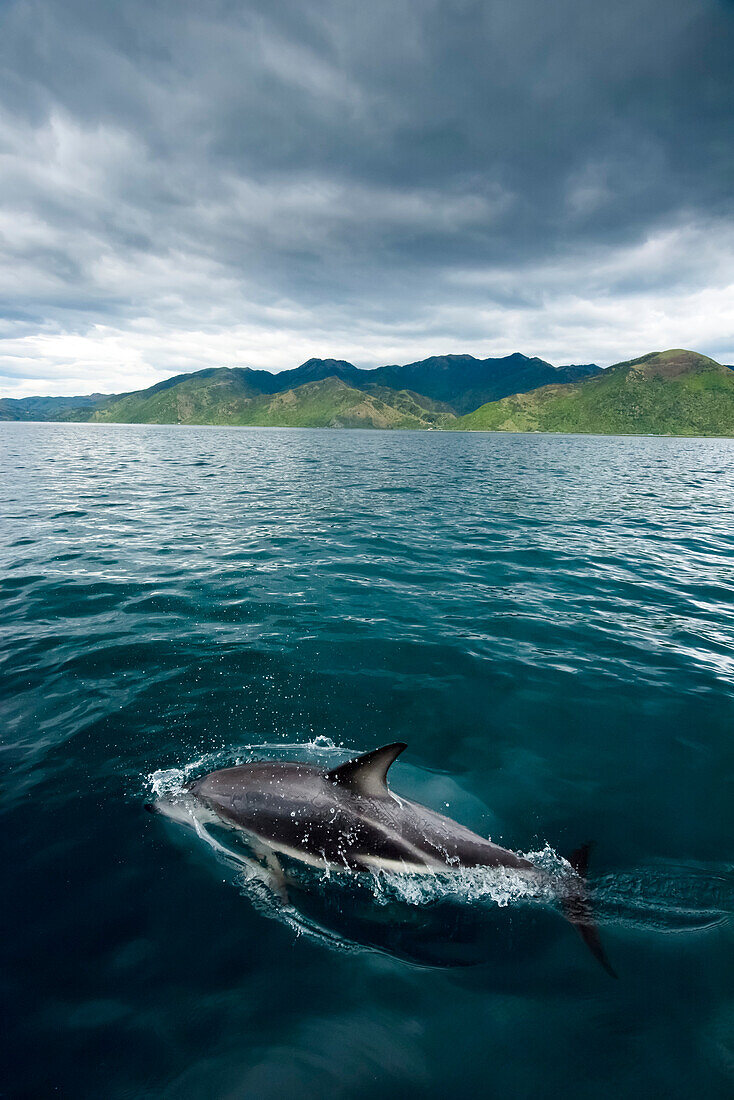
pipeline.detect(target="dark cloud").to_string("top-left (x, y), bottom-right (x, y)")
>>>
top-left (0, 0), bottom-right (732, 394)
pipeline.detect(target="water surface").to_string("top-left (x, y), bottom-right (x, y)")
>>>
top-left (2, 423), bottom-right (733, 1097)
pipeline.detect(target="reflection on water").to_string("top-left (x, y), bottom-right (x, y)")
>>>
top-left (1, 423), bottom-right (733, 1098)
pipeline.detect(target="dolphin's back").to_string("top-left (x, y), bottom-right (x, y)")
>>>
top-left (191, 762), bottom-right (436, 869)
top-left (368, 794), bottom-right (532, 871)
top-left (191, 754), bottom-right (531, 873)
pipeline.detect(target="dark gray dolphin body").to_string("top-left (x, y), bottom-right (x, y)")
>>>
top-left (187, 742), bottom-right (616, 975)
top-left (191, 742), bottom-right (531, 875)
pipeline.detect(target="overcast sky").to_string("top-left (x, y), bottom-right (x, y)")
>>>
top-left (1, 0), bottom-right (733, 396)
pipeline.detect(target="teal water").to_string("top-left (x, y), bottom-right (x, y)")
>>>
top-left (2, 422), bottom-right (733, 1098)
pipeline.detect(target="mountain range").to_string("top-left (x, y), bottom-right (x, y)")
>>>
top-left (0, 353), bottom-right (598, 425)
top-left (2, 349), bottom-right (733, 436)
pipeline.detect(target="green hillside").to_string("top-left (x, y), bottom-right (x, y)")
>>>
top-left (365, 353), bottom-right (600, 411)
top-left (453, 350), bottom-right (734, 437)
top-left (84, 375), bottom-right (454, 429)
top-left (0, 392), bottom-right (111, 421)
top-left (79, 367), bottom-right (263, 424)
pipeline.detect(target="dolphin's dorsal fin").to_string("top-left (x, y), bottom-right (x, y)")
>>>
top-left (326, 743), bottom-right (407, 798)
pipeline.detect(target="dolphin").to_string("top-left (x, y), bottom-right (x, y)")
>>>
top-left (185, 742), bottom-right (616, 976)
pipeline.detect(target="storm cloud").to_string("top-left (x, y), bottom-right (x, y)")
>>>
top-left (1, 0), bottom-right (733, 395)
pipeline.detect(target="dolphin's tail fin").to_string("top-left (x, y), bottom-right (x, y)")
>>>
top-left (562, 843), bottom-right (618, 979)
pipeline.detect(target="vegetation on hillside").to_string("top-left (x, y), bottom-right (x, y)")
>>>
top-left (365, 354), bottom-right (600, 412)
top-left (85, 376), bottom-right (455, 429)
top-left (453, 351), bottom-right (734, 437)
top-left (0, 392), bottom-right (110, 421)
top-left (78, 368), bottom-right (263, 425)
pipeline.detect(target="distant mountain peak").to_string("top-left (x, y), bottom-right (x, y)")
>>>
top-left (625, 349), bottom-right (723, 379)
top-left (296, 357), bottom-right (357, 371)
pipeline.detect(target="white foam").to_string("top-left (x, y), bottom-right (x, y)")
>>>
top-left (366, 848), bottom-right (565, 909)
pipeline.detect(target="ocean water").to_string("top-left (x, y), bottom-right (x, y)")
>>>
top-left (2, 422), bottom-right (733, 1099)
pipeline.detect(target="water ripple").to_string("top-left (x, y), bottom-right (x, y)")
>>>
top-left (2, 423), bottom-right (734, 1098)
